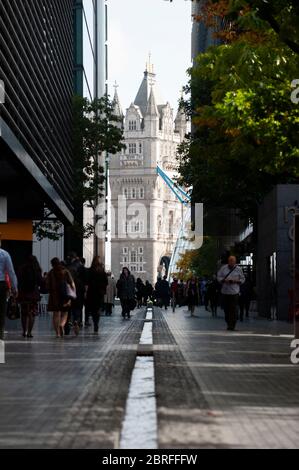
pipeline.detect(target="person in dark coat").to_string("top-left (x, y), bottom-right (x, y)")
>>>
top-left (158, 276), bottom-right (170, 310)
top-left (117, 267), bottom-right (136, 319)
top-left (17, 255), bottom-right (43, 338)
top-left (65, 252), bottom-right (87, 334)
top-left (136, 278), bottom-right (145, 308)
top-left (144, 280), bottom-right (153, 305)
top-left (186, 276), bottom-right (199, 316)
top-left (86, 257), bottom-right (108, 333)
top-left (206, 275), bottom-right (220, 317)
top-left (239, 277), bottom-right (252, 321)
top-left (47, 258), bottom-right (75, 338)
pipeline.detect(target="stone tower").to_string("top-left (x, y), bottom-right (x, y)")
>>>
top-left (109, 63), bottom-right (187, 282)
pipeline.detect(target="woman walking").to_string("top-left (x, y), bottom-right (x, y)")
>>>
top-left (136, 278), bottom-right (145, 309)
top-left (186, 276), bottom-right (199, 317)
top-left (47, 258), bottom-right (75, 338)
top-left (117, 267), bottom-right (136, 319)
top-left (86, 257), bottom-right (108, 333)
top-left (104, 272), bottom-right (116, 316)
top-left (18, 255), bottom-right (43, 338)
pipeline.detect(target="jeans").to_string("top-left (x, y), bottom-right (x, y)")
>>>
top-left (0, 282), bottom-right (7, 339)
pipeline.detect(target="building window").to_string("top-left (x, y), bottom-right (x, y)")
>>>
top-left (131, 188), bottom-right (137, 199)
top-left (129, 143), bottom-right (137, 154)
top-left (129, 120), bottom-right (137, 131)
top-left (131, 252), bottom-right (137, 263)
top-left (138, 247), bottom-right (143, 254)
top-left (139, 143), bottom-right (142, 154)
top-left (123, 247), bottom-right (128, 254)
top-left (139, 187), bottom-right (144, 199)
top-left (129, 220), bottom-right (144, 234)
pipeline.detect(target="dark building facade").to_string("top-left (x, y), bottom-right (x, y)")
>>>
top-left (257, 185), bottom-right (299, 321)
top-left (0, 0), bottom-right (75, 264)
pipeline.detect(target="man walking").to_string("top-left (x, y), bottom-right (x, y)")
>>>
top-left (217, 256), bottom-right (245, 331)
top-left (0, 246), bottom-right (18, 340)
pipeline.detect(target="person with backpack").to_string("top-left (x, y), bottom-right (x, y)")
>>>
top-left (217, 256), bottom-right (245, 331)
top-left (17, 255), bottom-right (43, 338)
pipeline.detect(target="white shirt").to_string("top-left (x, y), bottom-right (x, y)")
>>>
top-left (0, 248), bottom-right (18, 291)
top-left (217, 264), bottom-right (245, 295)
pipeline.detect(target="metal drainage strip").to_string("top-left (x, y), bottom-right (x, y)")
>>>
top-left (119, 308), bottom-right (158, 449)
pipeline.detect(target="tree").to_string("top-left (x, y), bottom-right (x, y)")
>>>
top-left (179, 22), bottom-right (299, 221)
top-left (34, 96), bottom-right (124, 243)
top-left (193, 0), bottom-right (299, 55)
top-left (175, 237), bottom-right (219, 279)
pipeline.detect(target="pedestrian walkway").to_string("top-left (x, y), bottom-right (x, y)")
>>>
top-left (157, 306), bottom-right (298, 449)
top-left (0, 305), bottom-right (298, 449)
top-left (0, 308), bottom-right (146, 449)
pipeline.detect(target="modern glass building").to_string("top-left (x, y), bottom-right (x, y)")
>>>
top-left (73, 0), bottom-right (108, 266)
top-left (0, 0), bottom-right (108, 268)
top-left (0, 0), bottom-right (75, 265)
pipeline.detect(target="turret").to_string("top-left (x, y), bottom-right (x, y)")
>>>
top-left (112, 82), bottom-right (124, 129)
top-left (144, 86), bottom-right (159, 136)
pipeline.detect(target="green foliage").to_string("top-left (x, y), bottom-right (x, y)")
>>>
top-left (73, 95), bottom-right (125, 212)
top-left (179, 29), bottom-right (299, 220)
top-left (34, 95), bottom-right (124, 241)
top-left (175, 237), bottom-right (219, 279)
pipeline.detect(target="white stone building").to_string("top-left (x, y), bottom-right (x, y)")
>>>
top-left (109, 63), bottom-right (187, 282)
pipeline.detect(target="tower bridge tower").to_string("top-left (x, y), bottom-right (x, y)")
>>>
top-left (109, 63), bottom-right (187, 282)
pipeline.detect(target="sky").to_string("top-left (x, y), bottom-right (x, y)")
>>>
top-left (108, 0), bottom-right (192, 113)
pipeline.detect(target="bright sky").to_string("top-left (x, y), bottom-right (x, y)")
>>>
top-left (108, 0), bottom-right (192, 113)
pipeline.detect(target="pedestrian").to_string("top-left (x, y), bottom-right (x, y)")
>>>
top-left (170, 277), bottom-right (179, 310)
top-left (0, 245), bottom-right (18, 340)
top-left (177, 279), bottom-right (185, 307)
top-left (86, 257), bottom-right (108, 333)
top-left (206, 275), bottom-right (220, 317)
top-left (239, 276), bottom-right (252, 321)
top-left (160, 276), bottom-right (170, 310)
top-left (186, 276), bottom-right (199, 316)
top-left (144, 280), bottom-right (153, 305)
top-left (104, 272), bottom-right (116, 316)
top-left (47, 258), bottom-right (75, 338)
top-left (116, 267), bottom-right (136, 319)
top-left (17, 255), bottom-right (43, 338)
top-left (217, 256), bottom-right (245, 331)
top-left (136, 278), bottom-right (145, 308)
top-left (65, 252), bottom-right (86, 334)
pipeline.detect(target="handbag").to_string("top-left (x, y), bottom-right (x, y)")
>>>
top-left (61, 281), bottom-right (77, 301)
top-left (128, 298), bottom-right (137, 311)
top-left (6, 297), bottom-right (21, 320)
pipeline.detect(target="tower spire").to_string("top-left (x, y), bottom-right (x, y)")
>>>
top-left (145, 86), bottom-right (159, 117)
top-left (112, 81), bottom-right (123, 118)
